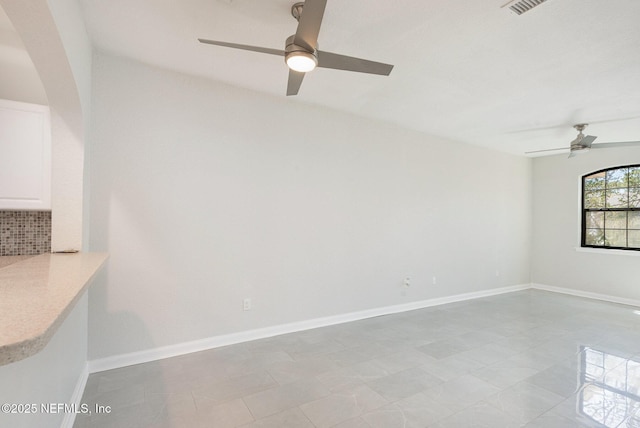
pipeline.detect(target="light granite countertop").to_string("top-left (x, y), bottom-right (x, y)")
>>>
top-left (0, 255), bottom-right (35, 269)
top-left (0, 252), bottom-right (108, 366)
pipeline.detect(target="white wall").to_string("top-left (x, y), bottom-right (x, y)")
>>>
top-left (88, 52), bottom-right (532, 360)
top-left (0, 293), bottom-right (88, 428)
top-left (532, 148), bottom-right (640, 301)
top-left (47, 0), bottom-right (94, 252)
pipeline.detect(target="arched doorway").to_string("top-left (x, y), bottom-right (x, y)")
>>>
top-left (0, 0), bottom-right (91, 251)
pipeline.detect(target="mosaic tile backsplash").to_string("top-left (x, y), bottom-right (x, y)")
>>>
top-left (0, 211), bottom-right (51, 256)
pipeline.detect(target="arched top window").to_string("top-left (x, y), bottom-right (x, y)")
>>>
top-left (582, 165), bottom-right (640, 251)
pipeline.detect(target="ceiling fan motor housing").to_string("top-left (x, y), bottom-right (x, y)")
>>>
top-left (284, 35), bottom-right (318, 71)
top-left (571, 124), bottom-right (589, 150)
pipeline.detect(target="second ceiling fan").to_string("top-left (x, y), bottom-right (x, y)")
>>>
top-left (198, 0), bottom-right (394, 96)
top-left (526, 124), bottom-right (640, 158)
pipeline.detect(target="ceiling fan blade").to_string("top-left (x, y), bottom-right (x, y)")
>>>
top-left (525, 147), bottom-right (567, 154)
top-left (568, 144), bottom-right (592, 158)
top-left (317, 51), bottom-right (394, 75)
top-left (293, 0), bottom-right (327, 51)
top-left (580, 135), bottom-right (597, 148)
top-left (591, 141), bottom-right (640, 149)
top-left (508, 114), bottom-right (640, 135)
top-left (198, 39), bottom-right (285, 56)
top-left (287, 70), bottom-right (305, 96)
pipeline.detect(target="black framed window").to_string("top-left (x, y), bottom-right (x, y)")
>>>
top-left (582, 164), bottom-right (640, 251)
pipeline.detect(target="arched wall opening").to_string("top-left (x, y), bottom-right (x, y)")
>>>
top-left (0, 0), bottom-right (91, 251)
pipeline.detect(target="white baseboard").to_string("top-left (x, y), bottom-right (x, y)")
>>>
top-left (88, 283), bottom-right (530, 374)
top-left (60, 363), bottom-right (89, 428)
top-left (531, 283), bottom-right (640, 308)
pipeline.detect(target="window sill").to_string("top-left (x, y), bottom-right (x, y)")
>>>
top-left (575, 247), bottom-right (640, 257)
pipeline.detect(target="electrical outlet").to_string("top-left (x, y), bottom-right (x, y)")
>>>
top-left (432, 276), bottom-right (437, 285)
top-left (403, 277), bottom-right (411, 287)
top-left (243, 298), bottom-right (251, 311)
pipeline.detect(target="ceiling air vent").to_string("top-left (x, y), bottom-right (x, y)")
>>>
top-left (502, 0), bottom-right (548, 15)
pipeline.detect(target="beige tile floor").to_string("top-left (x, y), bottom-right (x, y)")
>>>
top-left (74, 290), bottom-right (640, 427)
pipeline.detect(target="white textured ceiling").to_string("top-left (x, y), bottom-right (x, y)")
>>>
top-left (79, 0), bottom-right (640, 156)
top-left (0, 5), bottom-right (48, 104)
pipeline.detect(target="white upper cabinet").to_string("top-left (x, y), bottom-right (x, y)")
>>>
top-left (0, 99), bottom-right (51, 210)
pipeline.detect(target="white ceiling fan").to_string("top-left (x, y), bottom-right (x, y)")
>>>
top-left (198, 0), bottom-right (394, 96)
top-left (525, 123), bottom-right (640, 158)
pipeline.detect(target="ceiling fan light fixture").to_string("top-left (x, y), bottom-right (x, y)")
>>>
top-left (286, 51), bottom-right (318, 72)
top-left (571, 145), bottom-right (590, 153)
